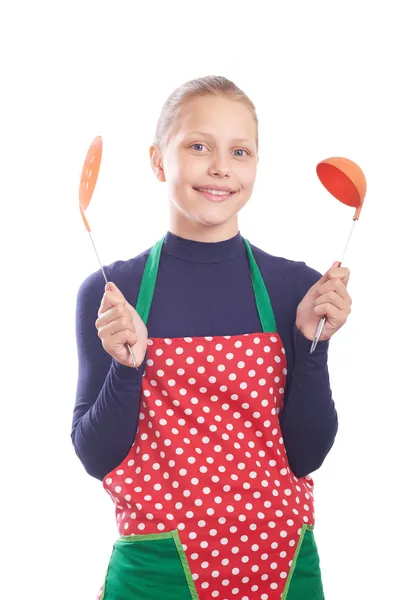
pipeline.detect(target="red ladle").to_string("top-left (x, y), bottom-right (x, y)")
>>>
top-left (310, 157), bottom-right (367, 353)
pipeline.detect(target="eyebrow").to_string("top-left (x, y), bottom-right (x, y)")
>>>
top-left (187, 131), bottom-right (254, 144)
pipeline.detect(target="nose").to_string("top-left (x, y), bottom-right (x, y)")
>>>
top-left (208, 153), bottom-right (231, 178)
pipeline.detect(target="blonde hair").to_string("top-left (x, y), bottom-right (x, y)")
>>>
top-left (154, 75), bottom-right (258, 150)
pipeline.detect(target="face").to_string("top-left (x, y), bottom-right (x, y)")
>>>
top-left (150, 95), bottom-right (258, 239)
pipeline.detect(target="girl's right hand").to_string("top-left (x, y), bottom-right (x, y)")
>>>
top-left (95, 282), bottom-right (148, 368)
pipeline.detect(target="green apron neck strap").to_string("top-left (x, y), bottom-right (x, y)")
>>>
top-left (135, 236), bottom-right (277, 334)
top-left (135, 236), bottom-right (165, 326)
top-left (242, 238), bottom-right (277, 333)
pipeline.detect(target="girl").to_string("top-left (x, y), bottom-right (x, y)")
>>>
top-left (72, 75), bottom-right (351, 600)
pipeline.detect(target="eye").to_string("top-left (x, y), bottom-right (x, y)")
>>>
top-left (233, 149), bottom-right (249, 157)
top-left (191, 143), bottom-right (206, 152)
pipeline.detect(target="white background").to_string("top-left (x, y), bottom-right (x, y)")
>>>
top-left (1, 1), bottom-right (398, 598)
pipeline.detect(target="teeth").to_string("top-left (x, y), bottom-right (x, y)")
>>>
top-left (197, 188), bottom-right (232, 196)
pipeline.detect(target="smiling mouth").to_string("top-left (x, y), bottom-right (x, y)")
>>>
top-left (193, 187), bottom-right (238, 201)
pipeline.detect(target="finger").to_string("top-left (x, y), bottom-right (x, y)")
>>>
top-left (314, 303), bottom-right (344, 322)
top-left (96, 304), bottom-right (125, 328)
top-left (98, 287), bottom-right (126, 316)
top-left (97, 317), bottom-right (136, 339)
top-left (315, 291), bottom-right (347, 311)
top-left (106, 282), bottom-right (124, 295)
top-left (317, 279), bottom-right (352, 303)
top-left (326, 266), bottom-right (350, 286)
top-left (102, 328), bottom-right (138, 351)
top-left (307, 270), bottom-right (331, 296)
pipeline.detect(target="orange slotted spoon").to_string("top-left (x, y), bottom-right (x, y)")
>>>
top-left (79, 136), bottom-right (138, 369)
top-left (310, 157), bottom-right (367, 353)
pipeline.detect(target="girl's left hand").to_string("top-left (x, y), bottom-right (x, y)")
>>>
top-left (295, 262), bottom-right (352, 342)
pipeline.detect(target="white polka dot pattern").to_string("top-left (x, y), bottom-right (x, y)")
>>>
top-left (103, 333), bottom-right (315, 599)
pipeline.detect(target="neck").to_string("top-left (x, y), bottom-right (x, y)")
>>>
top-left (169, 211), bottom-right (239, 243)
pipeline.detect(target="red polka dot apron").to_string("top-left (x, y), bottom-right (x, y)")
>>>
top-left (98, 238), bottom-right (324, 600)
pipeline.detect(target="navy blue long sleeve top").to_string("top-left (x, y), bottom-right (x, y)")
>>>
top-left (71, 232), bottom-right (338, 481)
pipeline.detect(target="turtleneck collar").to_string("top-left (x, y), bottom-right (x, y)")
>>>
top-left (162, 231), bottom-right (247, 263)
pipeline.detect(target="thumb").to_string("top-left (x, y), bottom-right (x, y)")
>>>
top-left (107, 282), bottom-right (129, 304)
top-left (105, 281), bottom-right (117, 292)
top-left (307, 264), bottom-right (334, 296)
top-left (98, 281), bottom-right (126, 315)
top-left (320, 261), bottom-right (341, 281)
top-left (307, 261), bottom-right (342, 298)
top-left (312, 268), bottom-right (330, 290)
top-left (105, 281), bottom-right (125, 297)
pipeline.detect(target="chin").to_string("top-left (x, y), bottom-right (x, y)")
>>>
top-left (196, 202), bottom-right (246, 226)
top-left (194, 212), bottom-right (237, 228)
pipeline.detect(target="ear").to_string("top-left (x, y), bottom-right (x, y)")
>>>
top-left (149, 145), bottom-right (166, 182)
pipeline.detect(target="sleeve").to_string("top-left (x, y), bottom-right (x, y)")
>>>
top-left (70, 269), bottom-right (146, 481)
top-left (279, 265), bottom-right (339, 478)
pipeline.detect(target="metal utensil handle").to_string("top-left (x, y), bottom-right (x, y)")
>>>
top-left (310, 317), bottom-right (326, 353)
top-left (126, 343), bottom-right (138, 369)
top-left (309, 219), bottom-right (357, 353)
top-left (89, 231), bottom-right (138, 370)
